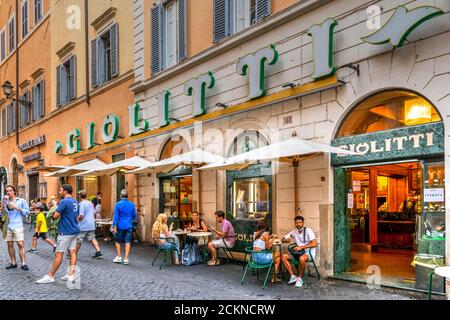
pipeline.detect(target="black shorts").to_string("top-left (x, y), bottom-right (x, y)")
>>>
top-left (33, 232), bottom-right (48, 240)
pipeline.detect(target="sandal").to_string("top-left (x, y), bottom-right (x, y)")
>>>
top-left (271, 276), bottom-right (282, 283)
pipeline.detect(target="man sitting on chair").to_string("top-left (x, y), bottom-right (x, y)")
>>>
top-left (281, 215), bottom-right (317, 288)
top-left (207, 210), bottom-right (235, 266)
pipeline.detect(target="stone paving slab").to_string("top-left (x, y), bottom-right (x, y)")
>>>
top-left (0, 229), bottom-right (430, 300)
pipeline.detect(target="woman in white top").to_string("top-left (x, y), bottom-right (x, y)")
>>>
top-left (152, 213), bottom-right (180, 264)
top-left (252, 219), bottom-right (281, 282)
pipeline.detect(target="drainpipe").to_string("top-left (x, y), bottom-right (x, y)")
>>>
top-left (84, 0), bottom-right (90, 105)
top-left (15, 0), bottom-right (19, 146)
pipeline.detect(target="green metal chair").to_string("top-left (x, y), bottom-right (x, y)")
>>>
top-left (287, 243), bottom-right (320, 280)
top-left (241, 246), bottom-right (274, 289)
top-left (151, 237), bottom-right (177, 270)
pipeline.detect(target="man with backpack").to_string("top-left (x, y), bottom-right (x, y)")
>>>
top-left (281, 215), bottom-right (317, 288)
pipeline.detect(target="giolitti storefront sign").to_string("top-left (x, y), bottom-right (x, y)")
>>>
top-left (330, 122), bottom-right (444, 166)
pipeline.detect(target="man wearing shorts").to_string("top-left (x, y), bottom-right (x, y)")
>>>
top-left (36, 184), bottom-right (80, 284)
top-left (112, 189), bottom-right (137, 265)
top-left (75, 190), bottom-right (103, 258)
top-left (4, 185), bottom-right (30, 271)
top-left (281, 215), bottom-right (317, 288)
top-left (207, 210), bottom-right (235, 266)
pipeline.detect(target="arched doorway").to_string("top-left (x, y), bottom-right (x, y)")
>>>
top-left (225, 130), bottom-right (272, 252)
top-left (331, 90), bottom-right (444, 288)
top-left (158, 136), bottom-right (192, 229)
top-left (10, 158), bottom-right (19, 189)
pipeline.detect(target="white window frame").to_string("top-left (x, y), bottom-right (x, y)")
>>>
top-left (163, 0), bottom-right (178, 70)
top-left (21, 0), bottom-right (29, 39)
top-left (34, 0), bottom-right (43, 24)
top-left (232, 0), bottom-right (251, 34)
top-left (9, 15), bottom-right (16, 53)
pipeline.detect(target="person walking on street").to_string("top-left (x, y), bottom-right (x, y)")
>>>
top-left (4, 185), bottom-right (30, 271)
top-left (75, 190), bottom-right (103, 258)
top-left (29, 203), bottom-right (56, 253)
top-left (112, 189), bottom-right (137, 265)
top-left (36, 184), bottom-right (80, 284)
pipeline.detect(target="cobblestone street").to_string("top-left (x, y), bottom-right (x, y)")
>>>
top-left (0, 229), bottom-right (431, 300)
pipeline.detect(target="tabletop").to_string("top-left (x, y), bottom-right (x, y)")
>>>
top-left (96, 221), bottom-right (113, 225)
top-left (173, 230), bottom-right (189, 235)
top-left (187, 231), bottom-right (212, 237)
top-left (434, 266), bottom-right (450, 278)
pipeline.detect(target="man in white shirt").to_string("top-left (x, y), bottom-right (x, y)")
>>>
top-left (281, 216), bottom-right (317, 288)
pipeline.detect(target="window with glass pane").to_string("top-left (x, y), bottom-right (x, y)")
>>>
top-left (232, 177), bottom-right (269, 220)
top-left (164, 1), bottom-right (178, 69)
top-left (337, 91), bottom-right (441, 138)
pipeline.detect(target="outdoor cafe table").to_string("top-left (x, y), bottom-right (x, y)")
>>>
top-left (172, 230), bottom-right (189, 256)
top-left (95, 219), bottom-right (113, 238)
top-left (186, 231), bottom-right (212, 263)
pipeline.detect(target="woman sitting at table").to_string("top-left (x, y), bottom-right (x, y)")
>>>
top-left (253, 219), bottom-right (281, 283)
top-left (185, 211), bottom-right (208, 245)
top-left (152, 213), bottom-right (180, 265)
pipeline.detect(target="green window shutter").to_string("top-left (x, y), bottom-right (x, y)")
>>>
top-left (151, 4), bottom-right (163, 75)
top-left (110, 23), bottom-right (119, 78)
top-left (255, 0), bottom-right (270, 23)
top-left (177, 0), bottom-right (187, 62)
top-left (91, 38), bottom-right (98, 87)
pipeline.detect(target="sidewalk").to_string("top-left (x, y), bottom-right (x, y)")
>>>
top-left (0, 229), bottom-right (431, 300)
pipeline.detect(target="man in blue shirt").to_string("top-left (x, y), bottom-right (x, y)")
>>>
top-left (4, 185), bottom-right (30, 271)
top-left (37, 184), bottom-right (80, 284)
top-left (112, 189), bottom-right (137, 265)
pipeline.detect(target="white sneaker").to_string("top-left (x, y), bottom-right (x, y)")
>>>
top-left (123, 259), bottom-right (129, 265)
top-left (61, 274), bottom-right (75, 282)
top-left (36, 275), bottom-right (55, 284)
top-left (295, 277), bottom-right (304, 288)
top-left (288, 275), bottom-right (297, 285)
top-left (112, 256), bottom-right (122, 263)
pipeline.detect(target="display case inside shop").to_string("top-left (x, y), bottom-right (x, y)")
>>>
top-left (418, 162), bottom-right (445, 256)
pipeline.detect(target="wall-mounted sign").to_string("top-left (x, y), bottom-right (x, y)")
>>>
top-left (352, 181), bottom-right (361, 192)
top-left (424, 188), bottom-right (444, 202)
top-left (23, 152), bottom-right (41, 163)
top-left (53, 4), bottom-right (444, 156)
top-left (19, 135), bottom-right (45, 152)
top-left (347, 193), bottom-right (354, 209)
top-left (331, 122), bottom-right (444, 166)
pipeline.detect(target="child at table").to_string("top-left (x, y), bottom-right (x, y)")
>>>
top-left (252, 219), bottom-right (281, 283)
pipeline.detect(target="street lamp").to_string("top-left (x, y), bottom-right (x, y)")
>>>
top-left (1, 81), bottom-right (32, 106)
top-left (1, 81), bottom-right (13, 98)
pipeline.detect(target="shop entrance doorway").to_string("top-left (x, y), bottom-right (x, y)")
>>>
top-left (346, 161), bottom-right (422, 280)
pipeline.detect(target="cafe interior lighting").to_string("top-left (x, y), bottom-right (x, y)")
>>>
top-left (404, 98), bottom-right (432, 126)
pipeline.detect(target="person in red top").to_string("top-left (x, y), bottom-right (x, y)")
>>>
top-left (206, 210), bottom-right (235, 266)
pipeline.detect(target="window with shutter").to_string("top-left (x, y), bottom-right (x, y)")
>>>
top-left (164, 1), bottom-right (178, 69)
top-left (97, 37), bottom-right (105, 84)
top-left (60, 65), bottom-right (68, 104)
top-left (213, 0), bottom-right (227, 43)
top-left (110, 24), bottom-right (118, 78)
top-left (0, 29), bottom-right (5, 61)
top-left (34, 0), bottom-right (43, 24)
top-left (39, 80), bottom-right (45, 117)
top-left (69, 56), bottom-right (77, 100)
top-left (255, 0), bottom-right (270, 22)
top-left (12, 102), bottom-right (17, 131)
top-left (56, 64), bottom-right (61, 106)
top-left (177, 0), bottom-right (187, 62)
top-left (9, 16), bottom-right (15, 52)
top-left (22, 0), bottom-right (29, 38)
top-left (1, 108), bottom-right (6, 137)
top-left (151, 5), bottom-right (163, 75)
top-left (20, 102), bottom-right (25, 128)
top-left (25, 91), bottom-right (31, 125)
top-left (91, 39), bottom-right (98, 87)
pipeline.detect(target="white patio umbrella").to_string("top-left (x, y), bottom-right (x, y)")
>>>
top-left (127, 149), bottom-right (224, 213)
top-left (128, 149), bottom-right (224, 174)
top-left (44, 159), bottom-right (107, 177)
top-left (198, 138), bottom-right (359, 213)
top-left (74, 156), bottom-right (155, 177)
